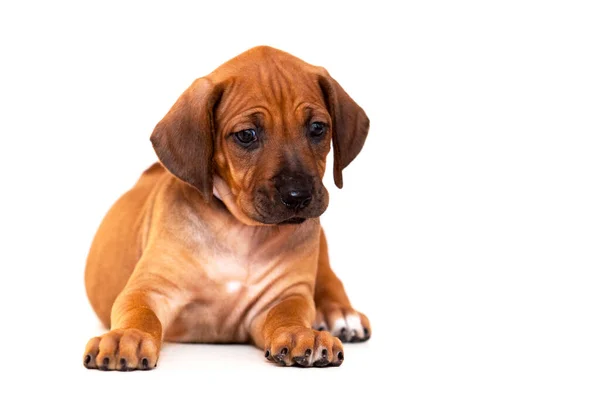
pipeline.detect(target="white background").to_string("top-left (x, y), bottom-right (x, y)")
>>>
top-left (1, 1), bottom-right (599, 399)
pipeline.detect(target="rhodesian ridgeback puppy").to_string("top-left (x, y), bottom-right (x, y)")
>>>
top-left (83, 46), bottom-right (371, 370)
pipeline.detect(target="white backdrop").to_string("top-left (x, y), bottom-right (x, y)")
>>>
top-left (1, 1), bottom-right (599, 399)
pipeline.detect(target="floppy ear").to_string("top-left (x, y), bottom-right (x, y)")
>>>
top-left (318, 69), bottom-right (370, 188)
top-left (150, 78), bottom-right (223, 200)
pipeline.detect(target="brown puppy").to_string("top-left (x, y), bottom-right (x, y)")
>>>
top-left (83, 46), bottom-right (371, 370)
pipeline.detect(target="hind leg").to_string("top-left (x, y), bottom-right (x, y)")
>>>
top-left (313, 229), bottom-right (371, 343)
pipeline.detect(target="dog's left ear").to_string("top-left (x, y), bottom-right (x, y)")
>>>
top-left (150, 78), bottom-right (223, 200)
top-left (317, 69), bottom-right (370, 188)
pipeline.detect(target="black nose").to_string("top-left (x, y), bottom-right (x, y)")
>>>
top-left (274, 174), bottom-right (313, 210)
top-left (280, 188), bottom-right (312, 210)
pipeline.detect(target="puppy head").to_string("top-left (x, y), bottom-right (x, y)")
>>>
top-left (151, 46), bottom-right (369, 226)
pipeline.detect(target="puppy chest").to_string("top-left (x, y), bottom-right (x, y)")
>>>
top-left (164, 289), bottom-right (251, 343)
top-left (161, 222), bottom-right (320, 343)
top-left (163, 257), bottom-right (284, 343)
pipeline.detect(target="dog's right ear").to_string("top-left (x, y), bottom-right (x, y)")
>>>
top-left (150, 78), bottom-right (223, 201)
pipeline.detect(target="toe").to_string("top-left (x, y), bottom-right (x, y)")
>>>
top-left (270, 327), bottom-right (307, 366)
top-left (312, 347), bottom-right (330, 367)
top-left (116, 331), bottom-right (140, 371)
top-left (272, 346), bottom-right (289, 366)
top-left (96, 332), bottom-right (121, 370)
top-left (345, 313), bottom-right (364, 341)
top-left (313, 330), bottom-right (334, 367)
top-left (292, 348), bottom-right (313, 367)
top-left (83, 337), bottom-right (100, 369)
top-left (338, 327), bottom-right (353, 342)
top-left (331, 337), bottom-right (344, 367)
top-left (138, 336), bottom-right (159, 369)
top-left (359, 313), bottom-right (371, 341)
top-left (290, 330), bottom-right (315, 367)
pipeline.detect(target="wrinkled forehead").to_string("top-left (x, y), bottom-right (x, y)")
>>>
top-left (211, 54), bottom-right (327, 121)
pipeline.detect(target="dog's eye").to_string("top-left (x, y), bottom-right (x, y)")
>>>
top-left (234, 129), bottom-right (258, 145)
top-left (309, 122), bottom-right (327, 138)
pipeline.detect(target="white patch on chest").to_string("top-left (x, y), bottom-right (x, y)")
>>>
top-left (225, 280), bottom-right (243, 293)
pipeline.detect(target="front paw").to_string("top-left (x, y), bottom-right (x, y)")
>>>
top-left (313, 303), bottom-right (371, 343)
top-left (264, 326), bottom-right (344, 367)
top-left (83, 328), bottom-right (159, 371)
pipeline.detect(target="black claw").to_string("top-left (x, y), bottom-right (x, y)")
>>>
top-left (142, 358), bottom-right (149, 369)
top-left (318, 326), bottom-right (325, 331)
top-left (305, 349), bottom-right (312, 357)
top-left (120, 358), bottom-right (126, 366)
top-left (84, 355), bottom-right (91, 365)
top-left (98, 357), bottom-right (110, 370)
top-left (341, 327), bottom-right (346, 336)
top-left (321, 349), bottom-right (328, 358)
top-left (280, 347), bottom-right (288, 356)
top-left (364, 328), bottom-right (369, 336)
top-left (265, 350), bottom-right (270, 358)
top-left (337, 351), bottom-right (344, 361)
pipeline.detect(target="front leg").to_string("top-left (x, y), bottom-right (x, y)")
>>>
top-left (257, 294), bottom-right (344, 367)
top-left (83, 259), bottom-right (180, 371)
top-left (313, 228), bottom-right (372, 342)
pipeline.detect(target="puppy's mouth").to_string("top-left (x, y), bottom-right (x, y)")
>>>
top-left (278, 217), bottom-right (307, 225)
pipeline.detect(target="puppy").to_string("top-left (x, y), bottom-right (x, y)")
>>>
top-left (83, 46), bottom-right (371, 370)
